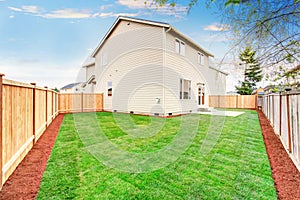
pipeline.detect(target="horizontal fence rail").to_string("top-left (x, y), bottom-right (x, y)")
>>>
top-left (0, 76), bottom-right (103, 188)
top-left (262, 93), bottom-right (300, 171)
top-left (209, 95), bottom-right (257, 109)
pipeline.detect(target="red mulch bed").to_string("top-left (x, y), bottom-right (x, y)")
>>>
top-left (0, 114), bottom-right (64, 200)
top-left (0, 111), bottom-right (300, 199)
top-left (257, 110), bottom-right (300, 200)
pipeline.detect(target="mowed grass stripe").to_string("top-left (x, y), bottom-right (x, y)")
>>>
top-left (37, 110), bottom-right (277, 199)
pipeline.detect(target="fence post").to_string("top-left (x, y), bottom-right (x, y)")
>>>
top-left (0, 73), bottom-right (4, 188)
top-left (272, 95), bottom-right (275, 126)
top-left (51, 91), bottom-right (54, 119)
top-left (236, 95), bottom-right (238, 108)
top-left (279, 94), bottom-right (282, 136)
top-left (30, 83), bottom-right (36, 143)
top-left (286, 94), bottom-right (292, 153)
top-left (45, 87), bottom-right (48, 127)
top-left (81, 92), bottom-right (84, 112)
top-left (58, 93), bottom-right (60, 114)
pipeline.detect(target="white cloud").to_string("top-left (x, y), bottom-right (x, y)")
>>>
top-left (8, 6), bottom-right (23, 12)
top-left (41, 9), bottom-right (92, 19)
top-left (22, 5), bottom-right (41, 13)
top-left (8, 5), bottom-right (42, 14)
top-left (117, 0), bottom-right (188, 17)
top-left (95, 12), bottom-right (139, 18)
top-left (204, 23), bottom-right (230, 31)
top-left (9, 15), bottom-right (14, 19)
top-left (7, 5), bottom-right (138, 19)
top-left (99, 4), bottom-right (113, 10)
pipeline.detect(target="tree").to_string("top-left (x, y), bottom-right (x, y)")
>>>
top-left (235, 47), bottom-right (262, 94)
top-left (154, 0), bottom-right (300, 69)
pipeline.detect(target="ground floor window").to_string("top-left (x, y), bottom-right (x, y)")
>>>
top-left (180, 78), bottom-right (191, 99)
top-left (107, 81), bottom-right (112, 96)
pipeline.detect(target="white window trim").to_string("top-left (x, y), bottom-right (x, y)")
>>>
top-left (198, 52), bottom-right (204, 65)
top-left (175, 38), bottom-right (185, 56)
top-left (107, 81), bottom-right (112, 96)
top-left (179, 78), bottom-right (191, 100)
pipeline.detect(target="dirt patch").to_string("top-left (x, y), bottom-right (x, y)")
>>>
top-left (257, 110), bottom-right (300, 200)
top-left (0, 114), bottom-right (64, 200)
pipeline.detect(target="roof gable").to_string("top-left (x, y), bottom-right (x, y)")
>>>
top-left (91, 16), bottom-right (170, 57)
top-left (91, 16), bottom-right (214, 58)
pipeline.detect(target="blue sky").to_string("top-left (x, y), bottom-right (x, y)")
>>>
top-left (0, 0), bottom-right (238, 90)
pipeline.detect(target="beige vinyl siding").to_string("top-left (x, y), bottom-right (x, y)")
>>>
top-left (164, 53), bottom-right (204, 113)
top-left (86, 65), bottom-right (95, 80)
top-left (96, 48), bottom-right (164, 112)
top-left (95, 25), bottom-right (163, 76)
top-left (164, 30), bottom-right (226, 112)
top-left (166, 31), bottom-right (209, 67)
top-left (92, 19), bottom-right (226, 115)
top-left (110, 20), bottom-right (158, 38)
top-left (205, 68), bottom-right (227, 95)
top-left (94, 24), bottom-right (163, 112)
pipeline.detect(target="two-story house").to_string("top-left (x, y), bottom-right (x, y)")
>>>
top-left (82, 16), bottom-right (227, 116)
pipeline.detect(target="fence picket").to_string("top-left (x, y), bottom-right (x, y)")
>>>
top-left (0, 77), bottom-right (103, 187)
top-left (262, 93), bottom-right (300, 171)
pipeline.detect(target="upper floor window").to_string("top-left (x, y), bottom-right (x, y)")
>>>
top-left (175, 39), bottom-right (185, 56)
top-left (198, 52), bottom-right (204, 65)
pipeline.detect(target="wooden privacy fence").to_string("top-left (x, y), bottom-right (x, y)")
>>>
top-left (59, 93), bottom-right (103, 113)
top-left (0, 75), bottom-right (103, 188)
top-left (209, 95), bottom-right (257, 109)
top-left (262, 93), bottom-right (300, 170)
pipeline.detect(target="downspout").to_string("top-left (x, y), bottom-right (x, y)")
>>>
top-left (163, 26), bottom-right (171, 116)
top-left (163, 27), bottom-right (166, 116)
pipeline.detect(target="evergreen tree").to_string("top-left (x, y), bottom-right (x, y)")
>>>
top-left (236, 47), bottom-right (262, 95)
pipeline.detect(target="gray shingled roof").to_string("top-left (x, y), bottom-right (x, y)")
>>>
top-left (60, 82), bottom-right (82, 90)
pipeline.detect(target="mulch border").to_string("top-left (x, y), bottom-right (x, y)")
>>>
top-left (0, 111), bottom-right (299, 199)
top-left (0, 114), bottom-right (64, 200)
top-left (257, 110), bottom-right (300, 200)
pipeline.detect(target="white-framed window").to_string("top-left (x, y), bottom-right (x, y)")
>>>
top-left (198, 52), bottom-right (204, 65)
top-left (175, 39), bottom-right (185, 56)
top-left (107, 81), bottom-right (112, 96)
top-left (101, 54), bottom-right (108, 66)
top-left (179, 78), bottom-right (191, 99)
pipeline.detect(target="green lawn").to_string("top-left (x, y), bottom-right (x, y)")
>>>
top-left (37, 110), bottom-right (277, 199)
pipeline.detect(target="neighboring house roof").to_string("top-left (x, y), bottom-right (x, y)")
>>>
top-left (91, 16), bottom-right (214, 58)
top-left (60, 82), bottom-right (82, 90)
top-left (82, 56), bottom-right (95, 68)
